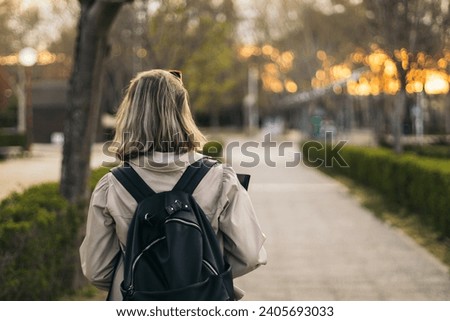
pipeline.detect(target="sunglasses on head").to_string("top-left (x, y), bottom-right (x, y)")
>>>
top-left (169, 70), bottom-right (182, 82)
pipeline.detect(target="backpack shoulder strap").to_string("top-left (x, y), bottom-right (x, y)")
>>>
top-left (172, 157), bottom-right (217, 194)
top-left (110, 162), bottom-right (156, 203)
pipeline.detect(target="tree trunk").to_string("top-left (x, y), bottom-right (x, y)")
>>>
top-left (60, 0), bottom-right (130, 293)
top-left (60, 0), bottom-right (128, 204)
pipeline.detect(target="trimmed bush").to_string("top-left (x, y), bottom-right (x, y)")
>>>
top-left (404, 144), bottom-right (450, 159)
top-left (0, 183), bottom-right (80, 300)
top-left (302, 143), bottom-right (450, 238)
top-left (0, 167), bottom-right (111, 300)
top-left (203, 141), bottom-right (224, 161)
top-left (0, 132), bottom-right (26, 148)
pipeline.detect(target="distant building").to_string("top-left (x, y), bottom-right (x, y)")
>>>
top-left (31, 80), bottom-right (114, 143)
top-left (32, 80), bottom-right (67, 143)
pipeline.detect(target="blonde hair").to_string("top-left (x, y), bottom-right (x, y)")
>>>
top-left (112, 69), bottom-right (206, 159)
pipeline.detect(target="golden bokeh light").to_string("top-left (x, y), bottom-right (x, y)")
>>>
top-left (262, 44), bottom-right (274, 56)
top-left (333, 85), bottom-right (343, 95)
top-left (37, 50), bottom-right (56, 65)
top-left (238, 45), bottom-right (261, 59)
top-left (0, 50), bottom-right (67, 66)
top-left (424, 70), bottom-right (449, 95)
top-left (316, 50), bottom-right (327, 61)
top-left (285, 79), bottom-right (298, 93)
top-left (312, 47), bottom-right (450, 96)
top-left (136, 48), bottom-right (147, 58)
top-left (239, 44), bottom-right (296, 94)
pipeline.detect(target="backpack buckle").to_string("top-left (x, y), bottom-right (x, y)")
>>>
top-left (166, 199), bottom-right (187, 215)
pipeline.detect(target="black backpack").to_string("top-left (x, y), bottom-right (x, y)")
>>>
top-left (110, 157), bottom-right (235, 301)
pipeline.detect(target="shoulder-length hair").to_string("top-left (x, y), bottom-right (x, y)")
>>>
top-left (111, 69), bottom-right (206, 160)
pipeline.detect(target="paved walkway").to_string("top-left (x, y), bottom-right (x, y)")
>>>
top-left (0, 143), bottom-right (106, 200)
top-left (229, 132), bottom-right (450, 300)
top-left (1, 135), bottom-right (450, 301)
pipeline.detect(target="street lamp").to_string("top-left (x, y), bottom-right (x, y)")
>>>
top-left (18, 47), bottom-right (38, 151)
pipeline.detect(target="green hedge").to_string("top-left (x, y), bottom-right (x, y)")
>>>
top-left (0, 167), bottom-right (111, 300)
top-left (203, 140), bottom-right (224, 160)
top-left (404, 144), bottom-right (450, 159)
top-left (0, 184), bottom-right (79, 300)
top-left (302, 143), bottom-right (450, 238)
top-left (0, 132), bottom-right (26, 148)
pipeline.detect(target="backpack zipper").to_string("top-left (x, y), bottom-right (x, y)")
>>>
top-left (129, 236), bottom-right (166, 290)
top-left (202, 259), bottom-right (219, 275)
top-left (165, 217), bottom-right (201, 232)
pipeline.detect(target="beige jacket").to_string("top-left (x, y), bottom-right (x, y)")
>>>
top-left (79, 151), bottom-right (267, 300)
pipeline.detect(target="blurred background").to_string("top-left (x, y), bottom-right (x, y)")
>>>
top-left (1, 0), bottom-right (449, 146)
top-left (1, 0), bottom-right (450, 301)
